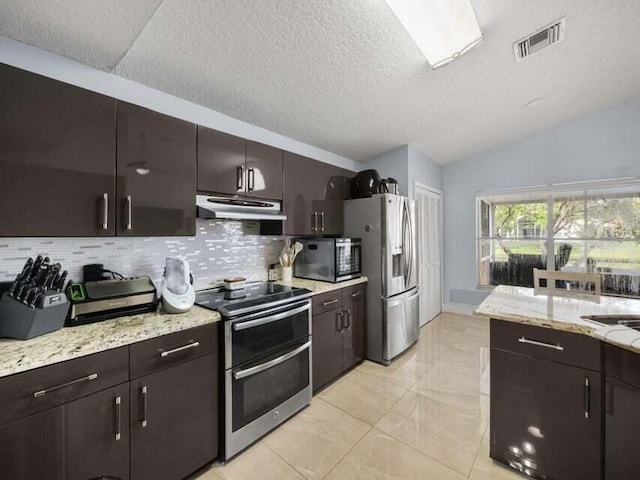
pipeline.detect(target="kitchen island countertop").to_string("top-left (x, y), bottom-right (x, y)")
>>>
top-left (475, 285), bottom-right (640, 354)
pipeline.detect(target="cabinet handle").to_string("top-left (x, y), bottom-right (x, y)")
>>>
top-left (605, 378), bottom-right (613, 415)
top-left (126, 195), bottom-right (133, 230)
top-left (584, 377), bottom-right (590, 419)
top-left (336, 311), bottom-right (343, 332)
top-left (248, 168), bottom-right (255, 191)
top-left (140, 386), bottom-right (148, 428)
top-left (311, 212), bottom-right (318, 232)
top-left (33, 373), bottom-right (98, 398)
top-left (160, 340), bottom-right (200, 357)
top-left (320, 211), bottom-right (325, 232)
top-left (114, 396), bottom-right (122, 441)
top-left (101, 193), bottom-right (109, 230)
top-left (236, 166), bottom-right (244, 190)
top-left (518, 337), bottom-right (564, 351)
top-left (322, 299), bottom-right (339, 306)
top-left (345, 310), bottom-right (352, 331)
top-left (351, 291), bottom-right (363, 298)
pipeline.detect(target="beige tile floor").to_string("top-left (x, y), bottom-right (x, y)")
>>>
top-left (195, 313), bottom-right (524, 480)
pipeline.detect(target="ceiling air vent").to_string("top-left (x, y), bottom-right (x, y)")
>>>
top-left (514, 17), bottom-right (566, 62)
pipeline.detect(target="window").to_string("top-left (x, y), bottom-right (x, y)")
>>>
top-left (477, 181), bottom-right (640, 298)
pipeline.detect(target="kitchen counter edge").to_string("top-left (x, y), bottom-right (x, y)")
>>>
top-left (0, 305), bottom-right (221, 379)
top-left (475, 285), bottom-right (640, 355)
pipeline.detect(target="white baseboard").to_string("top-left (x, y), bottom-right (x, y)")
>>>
top-left (442, 303), bottom-right (478, 317)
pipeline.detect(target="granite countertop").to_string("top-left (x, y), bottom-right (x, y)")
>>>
top-left (475, 285), bottom-right (640, 354)
top-left (282, 276), bottom-right (368, 294)
top-left (0, 306), bottom-right (221, 379)
top-left (0, 277), bottom-right (367, 379)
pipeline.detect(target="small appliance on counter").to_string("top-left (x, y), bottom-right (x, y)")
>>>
top-left (0, 255), bottom-right (70, 340)
top-left (67, 276), bottom-right (157, 326)
top-left (161, 258), bottom-right (195, 314)
top-left (223, 277), bottom-right (246, 291)
top-left (293, 238), bottom-right (362, 283)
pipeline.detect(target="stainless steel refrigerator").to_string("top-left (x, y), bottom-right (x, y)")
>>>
top-left (344, 194), bottom-right (419, 365)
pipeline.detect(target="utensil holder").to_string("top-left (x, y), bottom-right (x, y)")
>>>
top-left (281, 266), bottom-right (293, 283)
top-left (0, 292), bottom-right (69, 340)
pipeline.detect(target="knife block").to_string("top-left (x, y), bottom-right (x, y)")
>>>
top-left (0, 292), bottom-right (69, 340)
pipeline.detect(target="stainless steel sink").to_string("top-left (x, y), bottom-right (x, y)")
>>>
top-left (581, 314), bottom-right (640, 329)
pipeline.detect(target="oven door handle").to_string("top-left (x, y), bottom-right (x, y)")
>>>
top-left (233, 341), bottom-right (311, 380)
top-left (233, 303), bottom-right (310, 331)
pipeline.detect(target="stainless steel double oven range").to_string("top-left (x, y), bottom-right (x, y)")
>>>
top-left (195, 283), bottom-right (312, 460)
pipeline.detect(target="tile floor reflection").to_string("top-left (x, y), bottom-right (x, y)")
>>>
top-left (195, 313), bottom-right (523, 480)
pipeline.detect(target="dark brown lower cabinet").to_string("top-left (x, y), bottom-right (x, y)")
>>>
top-left (0, 406), bottom-right (64, 480)
top-left (66, 383), bottom-right (130, 480)
top-left (341, 296), bottom-right (366, 371)
top-left (312, 309), bottom-right (344, 391)
top-left (604, 342), bottom-right (640, 480)
top-left (130, 353), bottom-right (218, 480)
top-left (491, 348), bottom-right (602, 480)
top-left (605, 377), bottom-right (640, 480)
top-left (312, 285), bottom-right (367, 393)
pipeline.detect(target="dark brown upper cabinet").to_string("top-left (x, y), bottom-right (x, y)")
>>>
top-left (0, 63), bottom-right (116, 237)
top-left (117, 102), bottom-right (197, 236)
top-left (197, 128), bottom-right (245, 196)
top-left (283, 152), bottom-right (352, 236)
top-left (245, 140), bottom-right (283, 200)
top-left (197, 127), bottom-right (283, 200)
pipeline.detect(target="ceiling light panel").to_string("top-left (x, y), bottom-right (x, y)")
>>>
top-left (384, 0), bottom-right (483, 68)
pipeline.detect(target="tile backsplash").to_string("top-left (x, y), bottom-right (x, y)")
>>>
top-left (0, 220), bottom-right (284, 290)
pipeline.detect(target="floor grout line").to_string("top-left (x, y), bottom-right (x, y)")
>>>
top-left (465, 422), bottom-right (490, 479)
top-left (268, 395), bottom-right (375, 479)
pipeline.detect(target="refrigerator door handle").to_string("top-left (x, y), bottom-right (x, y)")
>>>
top-left (402, 200), bottom-right (411, 288)
top-left (401, 202), bottom-right (407, 287)
top-left (405, 200), bottom-right (414, 287)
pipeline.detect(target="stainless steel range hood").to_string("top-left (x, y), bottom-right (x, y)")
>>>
top-left (196, 194), bottom-right (287, 221)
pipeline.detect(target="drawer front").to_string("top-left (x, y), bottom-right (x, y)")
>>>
top-left (130, 323), bottom-right (218, 379)
top-left (312, 290), bottom-right (343, 316)
top-left (342, 283), bottom-right (366, 306)
top-left (605, 343), bottom-right (640, 389)
top-left (490, 319), bottom-right (602, 371)
top-left (0, 347), bottom-right (128, 427)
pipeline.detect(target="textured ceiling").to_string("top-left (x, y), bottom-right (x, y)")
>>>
top-left (0, 0), bottom-right (162, 69)
top-left (1, 0), bottom-right (640, 164)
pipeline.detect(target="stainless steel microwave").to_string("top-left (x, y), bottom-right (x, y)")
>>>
top-left (293, 238), bottom-right (361, 283)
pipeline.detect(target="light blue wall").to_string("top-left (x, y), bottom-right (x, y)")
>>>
top-left (0, 35), bottom-right (358, 171)
top-left (364, 145), bottom-right (442, 197)
top-left (363, 146), bottom-right (410, 196)
top-left (443, 96), bottom-right (640, 306)
top-left (408, 145), bottom-right (443, 194)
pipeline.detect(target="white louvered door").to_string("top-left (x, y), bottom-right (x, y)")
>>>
top-left (415, 184), bottom-right (442, 326)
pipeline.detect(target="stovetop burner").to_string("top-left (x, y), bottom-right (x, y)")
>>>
top-left (195, 282), bottom-right (311, 318)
